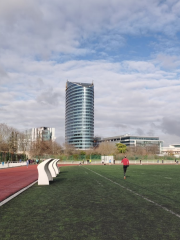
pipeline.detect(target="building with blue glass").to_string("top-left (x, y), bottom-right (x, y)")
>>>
top-left (65, 81), bottom-right (94, 149)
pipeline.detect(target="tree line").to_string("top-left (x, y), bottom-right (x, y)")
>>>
top-left (0, 123), bottom-right (161, 161)
top-left (0, 123), bottom-right (62, 160)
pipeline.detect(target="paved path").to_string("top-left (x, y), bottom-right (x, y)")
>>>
top-left (0, 165), bottom-right (38, 202)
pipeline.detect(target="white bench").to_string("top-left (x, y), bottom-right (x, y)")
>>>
top-left (49, 159), bottom-right (57, 178)
top-left (37, 159), bottom-right (53, 185)
top-left (53, 159), bottom-right (60, 175)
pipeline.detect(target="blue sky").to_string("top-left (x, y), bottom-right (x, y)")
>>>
top-left (1, 0), bottom-right (180, 146)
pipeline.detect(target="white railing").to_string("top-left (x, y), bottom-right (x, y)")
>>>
top-left (0, 162), bottom-right (27, 169)
top-left (57, 160), bottom-right (177, 165)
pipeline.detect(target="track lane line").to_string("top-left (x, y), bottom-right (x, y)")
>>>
top-left (0, 181), bottom-right (38, 207)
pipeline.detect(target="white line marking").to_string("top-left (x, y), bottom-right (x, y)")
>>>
top-left (0, 180), bottom-right (38, 207)
top-left (83, 167), bottom-right (180, 219)
top-left (164, 177), bottom-right (172, 179)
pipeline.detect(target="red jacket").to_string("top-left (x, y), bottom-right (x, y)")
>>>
top-left (121, 158), bottom-right (129, 166)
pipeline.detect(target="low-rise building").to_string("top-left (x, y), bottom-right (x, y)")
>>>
top-left (101, 134), bottom-right (163, 153)
top-left (161, 144), bottom-right (180, 156)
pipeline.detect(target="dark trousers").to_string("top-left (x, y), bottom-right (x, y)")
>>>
top-left (123, 165), bottom-right (128, 176)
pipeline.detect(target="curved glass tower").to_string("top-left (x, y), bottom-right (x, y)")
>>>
top-left (65, 81), bottom-right (94, 149)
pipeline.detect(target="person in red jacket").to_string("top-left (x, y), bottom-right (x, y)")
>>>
top-left (121, 156), bottom-right (129, 179)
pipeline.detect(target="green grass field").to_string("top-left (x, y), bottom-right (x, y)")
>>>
top-left (1, 165), bottom-right (180, 240)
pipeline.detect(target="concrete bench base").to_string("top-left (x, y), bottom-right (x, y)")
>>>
top-left (37, 159), bottom-right (60, 185)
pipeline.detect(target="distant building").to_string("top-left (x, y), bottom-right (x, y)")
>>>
top-left (93, 136), bottom-right (101, 148)
top-left (17, 127), bottom-right (55, 153)
top-left (161, 144), bottom-right (180, 156)
top-left (65, 81), bottom-right (94, 149)
top-left (101, 134), bottom-right (163, 153)
top-left (25, 127), bottom-right (56, 142)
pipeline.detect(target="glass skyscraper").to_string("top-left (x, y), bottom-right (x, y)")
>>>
top-left (65, 81), bottom-right (94, 149)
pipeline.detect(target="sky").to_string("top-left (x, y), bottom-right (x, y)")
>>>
top-left (1, 0), bottom-right (180, 146)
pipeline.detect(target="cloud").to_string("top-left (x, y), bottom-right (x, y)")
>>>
top-left (136, 128), bottom-right (144, 135)
top-left (156, 54), bottom-right (180, 69)
top-left (36, 88), bottom-right (62, 106)
top-left (147, 129), bottom-right (155, 136)
top-left (1, 0), bottom-right (180, 146)
top-left (161, 117), bottom-right (180, 137)
top-left (122, 61), bottom-right (157, 73)
top-left (1, 0), bottom-right (180, 59)
top-left (159, 133), bottom-right (180, 146)
top-left (0, 65), bottom-right (9, 83)
top-left (0, 57), bottom-right (179, 143)
top-left (114, 123), bottom-right (127, 129)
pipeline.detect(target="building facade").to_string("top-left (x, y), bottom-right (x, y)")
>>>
top-left (161, 144), bottom-right (180, 156)
top-left (24, 127), bottom-right (56, 142)
top-left (65, 81), bottom-right (94, 149)
top-left (101, 134), bottom-right (163, 153)
top-left (17, 127), bottom-right (55, 153)
top-left (93, 136), bottom-right (102, 148)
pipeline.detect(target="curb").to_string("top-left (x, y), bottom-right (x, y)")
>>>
top-left (0, 180), bottom-right (38, 207)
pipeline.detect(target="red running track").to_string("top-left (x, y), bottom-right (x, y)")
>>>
top-left (0, 165), bottom-right (38, 202)
top-left (0, 164), bottom-right (78, 202)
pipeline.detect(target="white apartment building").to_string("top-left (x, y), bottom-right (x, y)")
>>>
top-left (27, 127), bottom-right (56, 142)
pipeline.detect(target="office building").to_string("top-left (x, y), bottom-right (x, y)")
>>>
top-left (65, 81), bottom-right (94, 149)
top-left (101, 134), bottom-right (163, 153)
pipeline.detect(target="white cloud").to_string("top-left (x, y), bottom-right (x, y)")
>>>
top-left (1, 0), bottom-right (180, 146)
top-left (1, 0), bottom-right (180, 59)
top-left (155, 53), bottom-right (180, 69)
top-left (0, 57), bottom-right (179, 146)
top-left (161, 117), bottom-right (180, 137)
top-left (123, 61), bottom-right (157, 73)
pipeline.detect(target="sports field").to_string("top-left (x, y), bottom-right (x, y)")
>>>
top-left (0, 165), bottom-right (180, 240)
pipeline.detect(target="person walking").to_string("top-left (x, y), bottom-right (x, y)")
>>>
top-left (121, 156), bottom-right (129, 179)
top-left (26, 159), bottom-right (29, 168)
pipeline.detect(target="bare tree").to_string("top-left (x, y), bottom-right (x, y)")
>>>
top-left (0, 123), bottom-right (19, 153)
top-left (63, 143), bottom-right (76, 156)
top-left (96, 142), bottom-right (117, 156)
top-left (29, 139), bottom-right (62, 159)
top-left (125, 144), bottom-right (160, 158)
